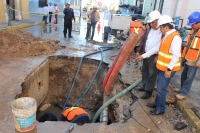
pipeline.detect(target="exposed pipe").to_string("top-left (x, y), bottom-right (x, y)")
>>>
top-left (173, 0), bottom-right (179, 18)
top-left (92, 78), bottom-right (142, 123)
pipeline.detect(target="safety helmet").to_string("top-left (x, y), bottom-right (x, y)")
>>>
top-left (157, 15), bottom-right (173, 28)
top-left (93, 5), bottom-right (97, 9)
top-left (132, 14), bottom-right (138, 21)
top-left (187, 11), bottom-right (200, 26)
top-left (147, 10), bottom-right (161, 23)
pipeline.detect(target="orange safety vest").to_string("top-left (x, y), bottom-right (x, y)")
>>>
top-left (129, 21), bottom-right (143, 34)
top-left (87, 10), bottom-right (99, 23)
top-left (54, 6), bottom-right (60, 14)
top-left (62, 107), bottom-right (88, 121)
top-left (182, 29), bottom-right (200, 61)
top-left (156, 31), bottom-right (181, 72)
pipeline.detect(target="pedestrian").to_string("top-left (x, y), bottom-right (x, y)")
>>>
top-left (134, 10), bottom-right (162, 99)
top-left (85, 8), bottom-right (93, 39)
top-left (144, 15), bottom-right (182, 115)
top-left (54, 3), bottom-right (59, 24)
top-left (63, 3), bottom-right (75, 38)
top-left (48, 2), bottom-right (54, 23)
top-left (60, 107), bottom-right (89, 125)
top-left (42, 4), bottom-right (49, 24)
top-left (117, 14), bottom-right (143, 65)
top-left (85, 5), bottom-right (100, 40)
top-left (176, 11), bottom-right (200, 100)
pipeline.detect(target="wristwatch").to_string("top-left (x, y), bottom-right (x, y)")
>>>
top-left (167, 68), bottom-right (172, 71)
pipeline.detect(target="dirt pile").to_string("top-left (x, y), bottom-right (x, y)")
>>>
top-left (0, 30), bottom-right (63, 58)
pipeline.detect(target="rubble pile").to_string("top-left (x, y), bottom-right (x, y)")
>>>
top-left (0, 30), bottom-right (62, 58)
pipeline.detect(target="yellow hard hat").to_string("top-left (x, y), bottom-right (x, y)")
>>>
top-left (93, 5), bottom-right (97, 9)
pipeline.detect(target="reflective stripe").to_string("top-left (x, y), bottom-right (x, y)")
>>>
top-left (134, 28), bottom-right (140, 34)
top-left (192, 38), bottom-right (199, 48)
top-left (158, 51), bottom-right (172, 59)
top-left (157, 60), bottom-right (180, 67)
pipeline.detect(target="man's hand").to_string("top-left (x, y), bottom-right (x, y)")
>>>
top-left (195, 63), bottom-right (200, 68)
top-left (135, 55), bottom-right (143, 61)
top-left (164, 71), bottom-right (171, 78)
top-left (135, 52), bottom-right (140, 58)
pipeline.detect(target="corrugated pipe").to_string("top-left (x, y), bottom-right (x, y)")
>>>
top-left (92, 78), bottom-right (142, 123)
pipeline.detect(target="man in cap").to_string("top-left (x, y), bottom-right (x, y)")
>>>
top-left (48, 2), bottom-right (54, 23)
top-left (145, 15), bottom-right (182, 115)
top-left (135, 10), bottom-right (162, 99)
top-left (85, 5), bottom-right (100, 40)
top-left (63, 3), bottom-right (75, 38)
top-left (176, 11), bottom-right (200, 100)
top-left (117, 14), bottom-right (143, 64)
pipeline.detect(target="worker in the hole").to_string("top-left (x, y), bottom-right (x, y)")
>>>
top-left (60, 107), bottom-right (90, 125)
top-left (117, 14), bottom-right (143, 65)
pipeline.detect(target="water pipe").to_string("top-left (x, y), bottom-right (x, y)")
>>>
top-left (92, 78), bottom-right (142, 123)
top-left (63, 46), bottom-right (116, 109)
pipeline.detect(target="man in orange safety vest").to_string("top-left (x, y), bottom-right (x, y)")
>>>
top-left (176, 11), bottom-right (200, 100)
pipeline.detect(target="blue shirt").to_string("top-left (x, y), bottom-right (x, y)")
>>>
top-left (63, 8), bottom-right (75, 21)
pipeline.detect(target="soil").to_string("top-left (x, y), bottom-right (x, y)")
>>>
top-left (0, 30), bottom-right (63, 58)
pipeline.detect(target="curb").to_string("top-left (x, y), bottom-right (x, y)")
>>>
top-left (3, 21), bottom-right (45, 30)
top-left (175, 99), bottom-right (200, 132)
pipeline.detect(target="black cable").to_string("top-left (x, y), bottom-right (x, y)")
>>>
top-left (130, 92), bottom-right (163, 133)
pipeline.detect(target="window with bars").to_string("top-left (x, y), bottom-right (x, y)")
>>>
top-left (39, 0), bottom-right (47, 7)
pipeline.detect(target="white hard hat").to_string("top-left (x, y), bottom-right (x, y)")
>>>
top-left (157, 15), bottom-right (173, 28)
top-left (147, 10), bottom-right (161, 23)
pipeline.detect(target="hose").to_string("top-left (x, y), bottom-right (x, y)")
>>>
top-left (92, 78), bottom-right (142, 123)
top-left (62, 46), bottom-right (116, 109)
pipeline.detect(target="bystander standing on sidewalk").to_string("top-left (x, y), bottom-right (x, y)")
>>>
top-left (42, 4), bottom-right (49, 24)
top-left (176, 11), bottom-right (200, 100)
top-left (144, 15), bottom-right (182, 115)
top-left (54, 3), bottom-right (59, 24)
top-left (48, 2), bottom-right (54, 23)
top-left (85, 5), bottom-right (100, 40)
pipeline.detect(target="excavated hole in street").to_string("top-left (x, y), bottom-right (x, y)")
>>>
top-left (18, 56), bottom-right (126, 125)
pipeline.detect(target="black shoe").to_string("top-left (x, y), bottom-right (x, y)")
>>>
top-left (140, 93), bottom-right (151, 99)
top-left (68, 36), bottom-right (73, 38)
top-left (64, 35), bottom-right (67, 38)
top-left (149, 110), bottom-right (164, 115)
top-left (135, 87), bottom-right (145, 91)
top-left (146, 103), bottom-right (156, 108)
top-left (85, 37), bottom-right (88, 40)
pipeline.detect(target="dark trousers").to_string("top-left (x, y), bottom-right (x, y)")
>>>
top-left (49, 12), bottom-right (53, 23)
top-left (55, 14), bottom-right (58, 24)
top-left (86, 22), bottom-right (97, 40)
top-left (42, 15), bottom-right (48, 24)
top-left (86, 23), bottom-right (91, 38)
top-left (141, 55), bottom-right (158, 95)
top-left (63, 20), bottom-right (72, 37)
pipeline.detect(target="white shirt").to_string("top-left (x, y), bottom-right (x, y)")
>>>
top-left (143, 29), bottom-right (182, 70)
top-left (48, 5), bottom-right (54, 12)
top-left (43, 6), bottom-right (49, 15)
top-left (144, 28), bottom-right (162, 54)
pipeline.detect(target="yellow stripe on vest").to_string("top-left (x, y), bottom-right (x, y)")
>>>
top-left (157, 60), bottom-right (180, 67)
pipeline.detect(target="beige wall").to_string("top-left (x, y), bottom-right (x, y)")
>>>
top-left (0, 0), bottom-right (6, 22)
top-left (20, 0), bottom-right (29, 19)
top-left (158, 0), bottom-right (200, 26)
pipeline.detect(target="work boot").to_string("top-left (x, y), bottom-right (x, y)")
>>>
top-left (135, 87), bottom-right (145, 91)
top-left (140, 92), bottom-right (151, 99)
top-left (174, 88), bottom-right (180, 93)
top-left (64, 35), bottom-right (67, 38)
top-left (176, 94), bottom-right (186, 100)
top-left (68, 36), bottom-right (73, 38)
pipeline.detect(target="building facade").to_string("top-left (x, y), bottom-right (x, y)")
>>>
top-left (0, 0), bottom-right (29, 22)
top-left (153, 0), bottom-right (200, 26)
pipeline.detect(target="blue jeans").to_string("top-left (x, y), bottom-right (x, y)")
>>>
top-left (180, 64), bottom-right (197, 96)
top-left (154, 70), bottom-right (175, 112)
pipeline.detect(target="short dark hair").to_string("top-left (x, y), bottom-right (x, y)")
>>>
top-left (161, 23), bottom-right (174, 29)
